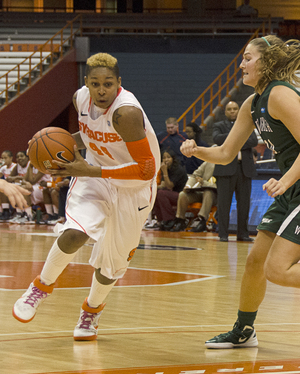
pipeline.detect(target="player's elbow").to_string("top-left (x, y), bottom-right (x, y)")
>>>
top-left (141, 157), bottom-right (156, 180)
top-left (218, 147), bottom-right (236, 165)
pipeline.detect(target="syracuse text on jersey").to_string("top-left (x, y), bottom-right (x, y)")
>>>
top-left (79, 121), bottom-right (123, 143)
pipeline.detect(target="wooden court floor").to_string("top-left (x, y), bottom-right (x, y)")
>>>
top-left (1, 223), bottom-right (300, 374)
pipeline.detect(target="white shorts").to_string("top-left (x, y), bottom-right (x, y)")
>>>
top-left (59, 177), bottom-right (156, 279)
top-left (31, 185), bottom-right (44, 205)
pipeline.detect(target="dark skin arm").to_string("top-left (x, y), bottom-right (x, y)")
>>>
top-left (6, 165), bottom-right (24, 183)
top-left (48, 106), bottom-right (146, 178)
top-left (24, 163), bottom-right (45, 185)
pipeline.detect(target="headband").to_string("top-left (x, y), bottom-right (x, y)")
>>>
top-left (262, 37), bottom-right (271, 46)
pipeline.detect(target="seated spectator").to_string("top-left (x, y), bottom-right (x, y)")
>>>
top-left (152, 149), bottom-right (187, 231)
top-left (171, 161), bottom-right (217, 232)
top-left (256, 147), bottom-right (278, 170)
top-left (156, 117), bottom-right (187, 167)
top-left (20, 163), bottom-right (52, 223)
top-left (184, 122), bottom-right (209, 174)
top-left (42, 177), bottom-right (71, 225)
top-left (252, 148), bottom-right (259, 164)
top-left (7, 151), bottom-right (34, 223)
top-left (254, 128), bottom-right (266, 159)
top-left (41, 176), bottom-right (63, 224)
top-left (56, 177), bottom-right (71, 223)
top-left (0, 150), bottom-right (16, 221)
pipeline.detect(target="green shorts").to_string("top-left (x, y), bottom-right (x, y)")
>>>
top-left (257, 180), bottom-right (300, 244)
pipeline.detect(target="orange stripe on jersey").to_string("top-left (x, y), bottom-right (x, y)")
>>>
top-left (101, 137), bottom-right (156, 181)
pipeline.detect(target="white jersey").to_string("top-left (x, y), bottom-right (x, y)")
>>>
top-left (76, 85), bottom-right (160, 188)
top-left (17, 161), bottom-right (30, 177)
top-left (0, 163), bottom-right (16, 179)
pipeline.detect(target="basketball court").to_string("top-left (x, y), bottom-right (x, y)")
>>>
top-left (1, 223), bottom-right (300, 373)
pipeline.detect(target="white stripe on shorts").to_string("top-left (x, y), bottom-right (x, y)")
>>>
top-left (277, 204), bottom-right (300, 236)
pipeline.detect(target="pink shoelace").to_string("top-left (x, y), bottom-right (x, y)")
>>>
top-left (24, 286), bottom-right (47, 307)
top-left (78, 311), bottom-right (98, 330)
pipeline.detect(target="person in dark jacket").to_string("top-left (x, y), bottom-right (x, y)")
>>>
top-left (184, 122), bottom-right (209, 174)
top-left (157, 117), bottom-right (187, 166)
top-left (212, 101), bottom-right (257, 242)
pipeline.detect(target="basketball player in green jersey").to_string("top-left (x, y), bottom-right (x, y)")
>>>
top-left (180, 35), bottom-right (300, 348)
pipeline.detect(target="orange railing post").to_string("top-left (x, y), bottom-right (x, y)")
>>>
top-left (177, 23), bottom-right (265, 131)
top-left (0, 14), bottom-right (83, 107)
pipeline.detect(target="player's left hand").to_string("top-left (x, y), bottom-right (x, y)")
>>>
top-left (180, 139), bottom-right (198, 157)
top-left (263, 178), bottom-right (287, 197)
top-left (49, 146), bottom-right (90, 177)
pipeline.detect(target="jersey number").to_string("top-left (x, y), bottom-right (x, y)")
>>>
top-left (89, 142), bottom-right (114, 159)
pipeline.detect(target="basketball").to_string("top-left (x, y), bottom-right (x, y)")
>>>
top-left (27, 127), bottom-right (76, 174)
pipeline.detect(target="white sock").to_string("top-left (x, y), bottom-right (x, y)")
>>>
top-left (45, 204), bottom-right (53, 215)
top-left (2, 203), bottom-right (9, 209)
top-left (25, 207), bottom-right (32, 217)
top-left (40, 239), bottom-right (77, 285)
top-left (87, 272), bottom-right (117, 308)
top-left (53, 205), bottom-right (58, 214)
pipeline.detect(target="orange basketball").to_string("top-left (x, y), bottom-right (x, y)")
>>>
top-left (27, 127), bottom-right (76, 174)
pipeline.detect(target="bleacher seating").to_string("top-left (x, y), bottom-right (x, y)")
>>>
top-left (0, 49), bottom-right (56, 104)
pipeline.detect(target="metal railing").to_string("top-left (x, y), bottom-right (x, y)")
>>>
top-left (0, 14), bottom-right (82, 106)
top-left (177, 23), bottom-right (267, 129)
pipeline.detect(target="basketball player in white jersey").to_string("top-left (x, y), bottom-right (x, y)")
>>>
top-left (13, 52), bottom-right (161, 341)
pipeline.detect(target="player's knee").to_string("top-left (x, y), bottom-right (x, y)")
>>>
top-left (244, 250), bottom-right (265, 275)
top-left (264, 259), bottom-right (284, 285)
top-left (95, 268), bottom-right (116, 285)
top-left (58, 229), bottom-right (89, 254)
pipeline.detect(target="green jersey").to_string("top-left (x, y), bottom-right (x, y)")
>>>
top-left (251, 80), bottom-right (300, 174)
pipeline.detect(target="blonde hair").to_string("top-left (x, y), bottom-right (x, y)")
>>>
top-left (165, 117), bottom-right (178, 125)
top-left (249, 35), bottom-right (300, 92)
top-left (86, 53), bottom-right (119, 78)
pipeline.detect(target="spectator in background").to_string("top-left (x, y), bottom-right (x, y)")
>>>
top-left (171, 160), bottom-right (217, 232)
top-left (20, 163), bottom-right (52, 223)
top-left (252, 148), bottom-right (258, 164)
top-left (51, 177), bottom-right (71, 224)
top-left (157, 117), bottom-right (187, 166)
top-left (7, 151), bottom-right (34, 223)
top-left (40, 177), bottom-right (63, 224)
top-left (0, 150), bottom-right (16, 221)
top-left (212, 101), bottom-right (257, 242)
top-left (184, 122), bottom-right (209, 174)
top-left (152, 149), bottom-right (187, 231)
top-left (235, 0), bottom-right (258, 17)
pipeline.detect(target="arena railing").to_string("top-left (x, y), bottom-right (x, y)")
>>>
top-left (0, 14), bottom-right (82, 106)
top-left (177, 23), bottom-right (267, 130)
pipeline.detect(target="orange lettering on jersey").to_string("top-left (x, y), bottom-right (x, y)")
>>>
top-left (89, 142), bottom-right (114, 160)
top-left (78, 121), bottom-right (122, 143)
top-left (127, 248), bottom-right (136, 261)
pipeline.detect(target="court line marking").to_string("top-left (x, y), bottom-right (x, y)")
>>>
top-left (9, 231), bottom-right (225, 241)
top-left (0, 261), bottom-right (224, 291)
top-left (1, 322), bottom-right (300, 338)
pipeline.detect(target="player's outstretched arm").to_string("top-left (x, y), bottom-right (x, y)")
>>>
top-left (0, 179), bottom-right (30, 209)
top-left (181, 95), bottom-right (256, 165)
